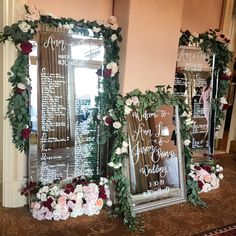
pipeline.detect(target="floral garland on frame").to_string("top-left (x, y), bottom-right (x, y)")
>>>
top-left (0, 5), bottom-right (122, 152)
top-left (102, 86), bottom-right (212, 230)
top-left (179, 29), bottom-right (233, 129)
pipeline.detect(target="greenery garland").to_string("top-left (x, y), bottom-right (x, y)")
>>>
top-left (179, 29), bottom-right (233, 129)
top-left (0, 5), bottom-right (122, 153)
top-left (102, 86), bottom-right (207, 230)
top-left (0, 5), bottom-right (230, 231)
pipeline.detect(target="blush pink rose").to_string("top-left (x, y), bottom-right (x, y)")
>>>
top-left (203, 174), bottom-right (212, 183)
top-left (95, 198), bottom-right (104, 209)
top-left (58, 196), bottom-right (67, 205)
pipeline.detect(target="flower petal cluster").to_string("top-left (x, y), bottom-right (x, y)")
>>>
top-left (188, 163), bottom-right (223, 193)
top-left (22, 177), bottom-right (112, 220)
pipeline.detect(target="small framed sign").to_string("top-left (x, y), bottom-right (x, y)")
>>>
top-left (125, 105), bottom-right (186, 212)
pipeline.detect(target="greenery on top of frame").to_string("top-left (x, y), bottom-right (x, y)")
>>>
top-left (0, 5), bottom-right (122, 153)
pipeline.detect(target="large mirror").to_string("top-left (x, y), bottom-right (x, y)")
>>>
top-left (28, 22), bottom-right (118, 183)
top-left (174, 46), bottom-right (215, 158)
top-left (125, 104), bottom-right (186, 212)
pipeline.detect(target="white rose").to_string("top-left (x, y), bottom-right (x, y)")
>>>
top-left (199, 39), bottom-right (204, 43)
top-left (111, 34), bottom-right (118, 42)
top-left (18, 21), bottom-right (31, 33)
top-left (218, 173), bottom-right (224, 179)
top-left (208, 34), bottom-right (213, 39)
top-left (17, 82), bottom-right (26, 90)
top-left (124, 105), bottom-right (132, 115)
top-left (180, 111), bottom-right (188, 117)
top-left (131, 96), bottom-right (139, 106)
top-left (36, 192), bottom-right (41, 199)
top-left (183, 139), bottom-right (191, 146)
top-left (106, 199), bottom-right (112, 207)
top-left (111, 24), bottom-right (118, 30)
top-left (108, 162), bottom-right (115, 167)
top-left (121, 146), bottom-right (128, 153)
top-left (185, 118), bottom-right (194, 126)
top-left (41, 186), bottom-right (49, 193)
top-left (115, 147), bottom-right (122, 155)
top-left (106, 62), bottom-right (118, 76)
top-left (113, 121), bottom-right (121, 129)
top-left (122, 141), bottom-right (128, 148)
top-left (40, 193), bottom-right (47, 201)
top-left (107, 16), bottom-right (117, 25)
top-left (125, 98), bottom-right (132, 106)
top-left (114, 163), bottom-right (122, 169)
top-left (224, 68), bottom-right (231, 77)
top-left (92, 26), bottom-right (101, 33)
top-left (103, 178), bottom-right (108, 184)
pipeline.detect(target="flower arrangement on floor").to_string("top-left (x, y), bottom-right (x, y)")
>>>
top-left (179, 28), bottom-right (233, 129)
top-left (189, 163), bottom-right (224, 193)
top-left (21, 177), bottom-right (112, 220)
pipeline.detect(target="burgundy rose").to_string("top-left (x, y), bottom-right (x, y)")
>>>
top-left (21, 128), bottom-right (31, 139)
top-left (20, 41), bottom-right (33, 54)
top-left (198, 180), bottom-right (204, 189)
top-left (201, 165), bottom-right (211, 173)
top-left (96, 68), bottom-right (112, 78)
top-left (104, 116), bottom-right (114, 126)
top-left (220, 74), bottom-right (232, 81)
top-left (64, 183), bottom-right (75, 193)
top-left (16, 83), bottom-right (26, 94)
top-left (223, 104), bottom-right (229, 110)
top-left (194, 165), bottom-right (201, 171)
top-left (42, 197), bottom-right (53, 211)
top-left (99, 186), bottom-right (107, 200)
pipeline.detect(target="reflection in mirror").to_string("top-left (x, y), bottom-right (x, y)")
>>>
top-left (29, 25), bottom-right (104, 182)
top-left (175, 46), bottom-right (214, 158)
top-left (125, 105), bottom-right (186, 212)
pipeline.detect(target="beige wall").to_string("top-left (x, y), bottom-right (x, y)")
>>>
top-left (181, 0), bottom-right (223, 32)
top-left (27, 0), bottom-right (113, 20)
top-left (116, 0), bottom-right (184, 94)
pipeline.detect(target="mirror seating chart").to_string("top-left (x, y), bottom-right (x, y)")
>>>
top-left (175, 46), bottom-right (213, 150)
top-left (125, 105), bottom-right (186, 212)
top-left (29, 24), bottom-right (104, 182)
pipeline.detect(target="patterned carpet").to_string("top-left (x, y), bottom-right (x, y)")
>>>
top-left (0, 153), bottom-right (236, 236)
